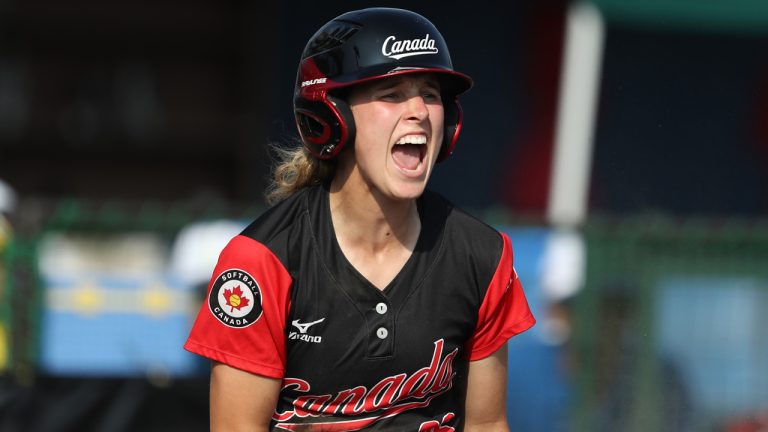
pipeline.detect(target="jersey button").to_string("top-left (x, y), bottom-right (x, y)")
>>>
top-left (376, 327), bottom-right (388, 339)
top-left (375, 303), bottom-right (388, 314)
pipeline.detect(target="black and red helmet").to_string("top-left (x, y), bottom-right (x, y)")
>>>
top-left (294, 7), bottom-right (473, 161)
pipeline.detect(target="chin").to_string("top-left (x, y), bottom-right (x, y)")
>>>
top-left (387, 179), bottom-right (429, 201)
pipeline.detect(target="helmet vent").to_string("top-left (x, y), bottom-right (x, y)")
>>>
top-left (306, 23), bottom-right (359, 57)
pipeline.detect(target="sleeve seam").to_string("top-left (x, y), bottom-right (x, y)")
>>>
top-left (184, 340), bottom-right (285, 378)
top-left (468, 313), bottom-right (536, 362)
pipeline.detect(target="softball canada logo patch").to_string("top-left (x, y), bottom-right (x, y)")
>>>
top-left (208, 269), bottom-right (262, 328)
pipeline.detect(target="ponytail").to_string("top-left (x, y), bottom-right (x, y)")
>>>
top-left (265, 144), bottom-right (336, 205)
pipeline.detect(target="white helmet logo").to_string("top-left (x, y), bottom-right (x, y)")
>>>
top-left (382, 34), bottom-right (439, 60)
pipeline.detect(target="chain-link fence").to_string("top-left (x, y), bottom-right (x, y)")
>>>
top-left (572, 217), bottom-right (768, 432)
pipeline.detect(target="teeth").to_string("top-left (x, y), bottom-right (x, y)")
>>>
top-left (395, 135), bottom-right (427, 145)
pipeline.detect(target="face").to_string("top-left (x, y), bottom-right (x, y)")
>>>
top-left (338, 73), bottom-right (445, 202)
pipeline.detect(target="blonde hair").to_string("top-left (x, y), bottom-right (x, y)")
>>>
top-left (265, 144), bottom-right (336, 205)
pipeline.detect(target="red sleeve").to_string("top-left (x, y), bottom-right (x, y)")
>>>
top-left (466, 232), bottom-right (536, 361)
top-left (184, 235), bottom-right (292, 379)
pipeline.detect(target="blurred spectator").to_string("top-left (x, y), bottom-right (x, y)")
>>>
top-left (0, 178), bottom-right (16, 371)
top-left (0, 178), bottom-right (15, 239)
top-left (0, 178), bottom-right (16, 428)
top-left (168, 218), bottom-right (248, 299)
top-left (505, 228), bottom-right (581, 432)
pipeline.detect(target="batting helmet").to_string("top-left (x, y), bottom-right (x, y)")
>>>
top-left (294, 7), bottom-right (473, 161)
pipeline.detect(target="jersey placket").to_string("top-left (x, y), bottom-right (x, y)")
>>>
top-left (313, 185), bottom-right (443, 360)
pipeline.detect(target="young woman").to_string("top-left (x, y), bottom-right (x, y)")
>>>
top-left (185, 8), bottom-right (535, 431)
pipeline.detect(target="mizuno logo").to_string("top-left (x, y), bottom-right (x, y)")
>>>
top-left (289, 318), bottom-right (325, 344)
top-left (292, 318), bottom-right (325, 333)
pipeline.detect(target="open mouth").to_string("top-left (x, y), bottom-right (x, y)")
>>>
top-left (391, 135), bottom-right (427, 172)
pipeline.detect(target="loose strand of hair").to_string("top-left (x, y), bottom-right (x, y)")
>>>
top-left (265, 144), bottom-right (335, 205)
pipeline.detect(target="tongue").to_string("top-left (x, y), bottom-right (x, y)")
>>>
top-left (392, 145), bottom-right (421, 170)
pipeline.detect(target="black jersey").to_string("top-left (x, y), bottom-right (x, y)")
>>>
top-left (185, 184), bottom-right (534, 431)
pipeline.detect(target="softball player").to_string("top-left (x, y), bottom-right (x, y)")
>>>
top-left (185, 7), bottom-right (535, 431)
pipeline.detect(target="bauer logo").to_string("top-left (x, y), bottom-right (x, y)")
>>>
top-left (208, 269), bottom-right (262, 328)
top-left (381, 34), bottom-right (438, 60)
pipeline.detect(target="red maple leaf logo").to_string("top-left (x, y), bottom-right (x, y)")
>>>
top-left (223, 285), bottom-right (250, 312)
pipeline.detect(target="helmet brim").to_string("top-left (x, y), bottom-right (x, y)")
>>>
top-left (326, 66), bottom-right (473, 96)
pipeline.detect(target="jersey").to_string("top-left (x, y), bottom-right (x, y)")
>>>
top-left (184, 184), bottom-right (535, 431)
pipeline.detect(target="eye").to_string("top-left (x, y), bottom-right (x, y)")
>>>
top-left (378, 91), bottom-right (401, 101)
top-left (423, 90), bottom-right (441, 103)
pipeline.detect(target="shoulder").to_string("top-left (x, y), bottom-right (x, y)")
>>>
top-left (423, 189), bottom-right (504, 248)
top-left (239, 186), bottom-right (314, 245)
top-left (218, 186), bottom-right (317, 269)
top-left (422, 190), bottom-right (504, 269)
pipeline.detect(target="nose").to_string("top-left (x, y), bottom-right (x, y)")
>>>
top-left (404, 95), bottom-right (429, 121)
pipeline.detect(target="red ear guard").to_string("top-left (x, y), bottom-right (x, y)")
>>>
top-left (439, 94), bottom-right (463, 162)
top-left (294, 95), bottom-right (355, 160)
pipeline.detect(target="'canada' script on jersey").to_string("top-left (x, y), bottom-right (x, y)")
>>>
top-left (273, 339), bottom-right (457, 430)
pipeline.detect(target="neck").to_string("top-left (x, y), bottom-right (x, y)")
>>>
top-left (329, 176), bottom-right (420, 253)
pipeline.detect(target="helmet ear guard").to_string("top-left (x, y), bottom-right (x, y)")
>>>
top-left (294, 95), bottom-right (356, 160)
top-left (439, 94), bottom-right (463, 161)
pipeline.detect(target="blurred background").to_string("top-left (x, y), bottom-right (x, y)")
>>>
top-left (1, 0), bottom-right (767, 431)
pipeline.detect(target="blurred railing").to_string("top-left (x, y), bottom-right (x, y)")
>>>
top-left (1, 197), bottom-right (262, 382)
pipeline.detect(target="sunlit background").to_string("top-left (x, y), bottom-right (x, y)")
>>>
top-left (1, 0), bottom-right (767, 431)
